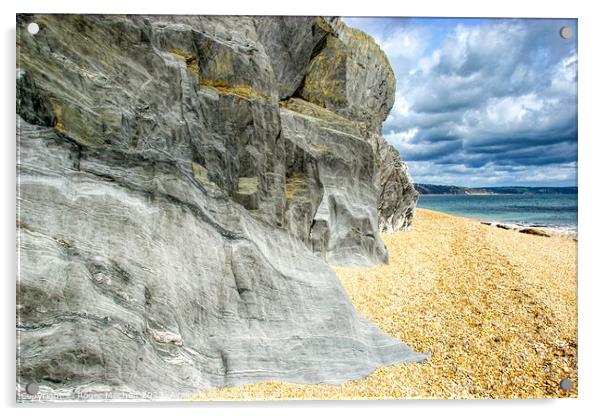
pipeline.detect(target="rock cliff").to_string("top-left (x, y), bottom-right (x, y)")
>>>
top-left (16, 14), bottom-right (422, 400)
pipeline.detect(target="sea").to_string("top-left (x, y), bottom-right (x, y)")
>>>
top-left (417, 194), bottom-right (578, 232)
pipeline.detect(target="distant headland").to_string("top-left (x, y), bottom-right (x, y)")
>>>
top-left (415, 184), bottom-right (578, 195)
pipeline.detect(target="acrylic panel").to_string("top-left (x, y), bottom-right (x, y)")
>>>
top-left (16, 14), bottom-right (577, 401)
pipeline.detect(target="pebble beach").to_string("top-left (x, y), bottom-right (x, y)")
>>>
top-left (192, 208), bottom-right (578, 400)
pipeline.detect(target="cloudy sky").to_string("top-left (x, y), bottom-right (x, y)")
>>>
top-left (344, 18), bottom-right (577, 187)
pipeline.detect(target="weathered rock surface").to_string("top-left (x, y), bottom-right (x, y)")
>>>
top-left (375, 135), bottom-right (419, 233)
top-left (16, 14), bottom-right (423, 401)
top-left (297, 18), bottom-right (396, 135)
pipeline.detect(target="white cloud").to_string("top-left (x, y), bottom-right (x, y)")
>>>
top-left (380, 26), bottom-right (429, 61)
top-left (386, 128), bottom-right (418, 145)
top-left (550, 53), bottom-right (578, 95)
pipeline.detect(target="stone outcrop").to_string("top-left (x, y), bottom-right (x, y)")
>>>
top-left (16, 14), bottom-right (423, 401)
top-left (375, 135), bottom-right (419, 233)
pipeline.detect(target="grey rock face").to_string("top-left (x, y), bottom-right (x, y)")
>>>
top-left (298, 18), bottom-right (396, 135)
top-left (255, 16), bottom-right (330, 100)
top-left (374, 135), bottom-right (420, 233)
top-left (279, 99), bottom-right (388, 266)
top-left (16, 14), bottom-right (424, 401)
top-left (289, 18), bottom-right (418, 232)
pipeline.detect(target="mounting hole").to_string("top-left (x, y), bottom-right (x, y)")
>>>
top-left (560, 378), bottom-right (573, 391)
top-left (559, 26), bottom-right (572, 39)
top-left (27, 22), bottom-right (40, 35)
top-left (25, 382), bottom-right (39, 395)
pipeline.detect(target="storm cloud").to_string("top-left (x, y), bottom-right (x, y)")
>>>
top-left (344, 18), bottom-right (577, 187)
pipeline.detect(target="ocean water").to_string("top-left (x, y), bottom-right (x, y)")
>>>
top-left (417, 194), bottom-right (578, 230)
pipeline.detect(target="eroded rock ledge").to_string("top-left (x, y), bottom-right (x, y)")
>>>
top-left (16, 15), bottom-right (423, 400)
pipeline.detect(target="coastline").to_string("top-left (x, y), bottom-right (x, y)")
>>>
top-left (417, 193), bottom-right (578, 238)
top-left (192, 208), bottom-right (578, 399)
top-left (478, 220), bottom-right (578, 239)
